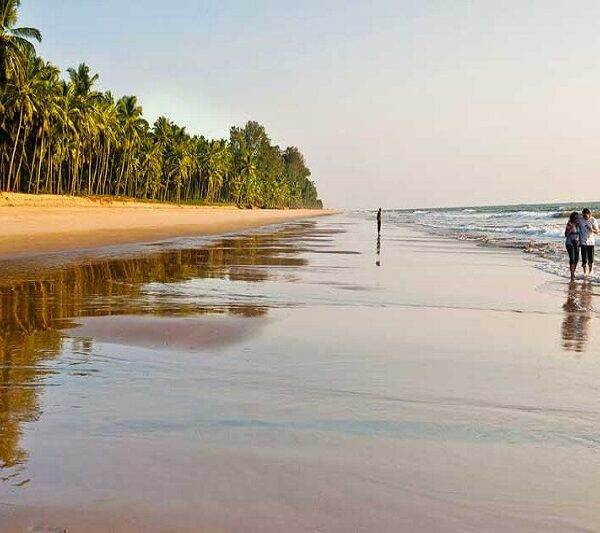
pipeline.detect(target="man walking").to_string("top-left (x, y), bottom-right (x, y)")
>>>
top-left (377, 208), bottom-right (382, 236)
top-left (579, 208), bottom-right (599, 275)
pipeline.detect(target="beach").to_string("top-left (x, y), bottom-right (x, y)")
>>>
top-left (0, 193), bottom-right (331, 259)
top-left (1, 211), bottom-right (600, 532)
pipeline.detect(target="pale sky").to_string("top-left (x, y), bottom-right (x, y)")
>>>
top-left (20, 1), bottom-right (600, 208)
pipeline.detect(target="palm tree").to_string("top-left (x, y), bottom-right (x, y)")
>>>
top-left (67, 63), bottom-right (100, 99)
top-left (165, 126), bottom-right (193, 204)
top-left (115, 95), bottom-right (147, 195)
top-left (140, 138), bottom-right (162, 199)
top-left (203, 139), bottom-right (231, 203)
top-left (0, 0), bottom-right (41, 86)
top-left (3, 55), bottom-right (53, 191)
top-left (239, 150), bottom-right (258, 206)
top-left (94, 93), bottom-right (118, 195)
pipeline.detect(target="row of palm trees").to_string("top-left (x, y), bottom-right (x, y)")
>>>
top-left (0, 0), bottom-right (323, 208)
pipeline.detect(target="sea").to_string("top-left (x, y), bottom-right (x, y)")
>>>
top-left (376, 202), bottom-right (600, 281)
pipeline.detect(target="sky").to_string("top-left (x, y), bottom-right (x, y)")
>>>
top-left (19, 1), bottom-right (600, 208)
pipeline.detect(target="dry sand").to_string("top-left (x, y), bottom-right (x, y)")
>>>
top-left (0, 192), bottom-right (333, 258)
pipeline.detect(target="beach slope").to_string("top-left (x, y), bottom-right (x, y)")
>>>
top-left (0, 193), bottom-right (333, 258)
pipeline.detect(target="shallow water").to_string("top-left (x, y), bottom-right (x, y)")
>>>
top-left (2, 215), bottom-right (600, 531)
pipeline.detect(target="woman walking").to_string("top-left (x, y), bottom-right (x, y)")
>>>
top-left (565, 211), bottom-right (580, 281)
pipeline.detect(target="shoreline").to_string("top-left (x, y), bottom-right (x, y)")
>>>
top-left (0, 193), bottom-right (336, 260)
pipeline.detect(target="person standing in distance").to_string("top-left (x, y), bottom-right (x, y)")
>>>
top-left (377, 208), bottom-right (382, 236)
top-left (579, 208), bottom-right (599, 275)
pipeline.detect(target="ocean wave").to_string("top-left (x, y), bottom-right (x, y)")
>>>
top-left (416, 221), bottom-right (563, 240)
top-left (551, 209), bottom-right (600, 219)
top-left (509, 210), bottom-right (558, 218)
top-left (455, 233), bottom-right (559, 253)
top-left (408, 210), bottom-right (560, 222)
top-left (466, 210), bottom-right (557, 219)
top-left (512, 224), bottom-right (563, 237)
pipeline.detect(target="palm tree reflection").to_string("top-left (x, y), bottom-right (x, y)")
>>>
top-left (0, 222), bottom-right (317, 483)
top-left (561, 281), bottom-right (594, 353)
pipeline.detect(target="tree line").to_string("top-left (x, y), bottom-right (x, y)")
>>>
top-left (0, 0), bottom-right (323, 208)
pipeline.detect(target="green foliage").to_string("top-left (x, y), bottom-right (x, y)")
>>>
top-left (0, 0), bottom-right (42, 87)
top-left (0, 3), bottom-right (323, 208)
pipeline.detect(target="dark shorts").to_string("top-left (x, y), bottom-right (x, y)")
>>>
top-left (567, 243), bottom-right (579, 265)
top-left (581, 245), bottom-right (595, 266)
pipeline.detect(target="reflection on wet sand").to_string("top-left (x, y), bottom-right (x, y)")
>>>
top-left (0, 222), bottom-right (323, 481)
top-left (561, 281), bottom-right (594, 353)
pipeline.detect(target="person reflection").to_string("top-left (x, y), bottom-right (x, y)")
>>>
top-left (561, 281), bottom-right (594, 353)
top-left (376, 236), bottom-right (381, 267)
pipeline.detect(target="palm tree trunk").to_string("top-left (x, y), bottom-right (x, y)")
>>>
top-left (36, 132), bottom-right (46, 194)
top-left (15, 125), bottom-right (31, 193)
top-left (7, 105), bottom-right (25, 192)
top-left (28, 134), bottom-right (41, 192)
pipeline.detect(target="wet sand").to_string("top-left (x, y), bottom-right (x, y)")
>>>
top-left (0, 192), bottom-right (331, 258)
top-left (2, 215), bottom-right (600, 531)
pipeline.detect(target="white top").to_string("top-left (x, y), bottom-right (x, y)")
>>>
top-left (579, 216), bottom-right (598, 246)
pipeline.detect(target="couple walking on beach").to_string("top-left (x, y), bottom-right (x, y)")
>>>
top-left (565, 208), bottom-right (599, 281)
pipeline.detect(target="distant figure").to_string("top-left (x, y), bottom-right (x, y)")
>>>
top-left (377, 208), bottom-right (382, 236)
top-left (564, 211), bottom-right (580, 281)
top-left (579, 208), bottom-right (599, 275)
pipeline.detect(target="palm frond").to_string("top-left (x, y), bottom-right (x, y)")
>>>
top-left (8, 34), bottom-right (36, 56)
top-left (10, 26), bottom-right (41, 42)
top-left (0, 0), bottom-right (20, 28)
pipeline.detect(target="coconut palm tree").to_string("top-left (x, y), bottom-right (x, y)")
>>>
top-left (0, 0), bottom-right (41, 86)
top-left (165, 125), bottom-right (193, 204)
top-left (3, 55), bottom-right (54, 191)
top-left (238, 150), bottom-right (258, 206)
top-left (67, 63), bottom-right (100, 99)
top-left (115, 95), bottom-right (147, 195)
top-left (203, 139), bottom-right (231, 203)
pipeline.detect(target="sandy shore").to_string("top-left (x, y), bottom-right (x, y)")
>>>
top-left (3, 214), bottom-right (600, 531)
top-left (0, 192), bottom-right (333, 258)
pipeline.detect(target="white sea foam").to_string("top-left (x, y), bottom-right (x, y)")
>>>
top-left (536, 261), bottom-right (600, 284)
